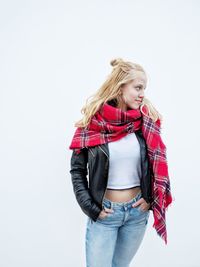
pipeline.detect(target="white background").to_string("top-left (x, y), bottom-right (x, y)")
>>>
top-left (1, 1), bottom-right (200, 266)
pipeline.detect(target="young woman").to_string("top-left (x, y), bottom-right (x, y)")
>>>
top-left (69, 58), bottom-right (173, 267)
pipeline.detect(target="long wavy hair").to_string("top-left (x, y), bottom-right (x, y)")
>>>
top-left (74, 58), bottom-right (162, 129)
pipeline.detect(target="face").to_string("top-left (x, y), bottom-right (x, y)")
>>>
top-left (121, 74), bottom-right (146, 110)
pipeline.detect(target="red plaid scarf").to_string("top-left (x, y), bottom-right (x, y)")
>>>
top-left (69, 102), bottom-right (173, 244)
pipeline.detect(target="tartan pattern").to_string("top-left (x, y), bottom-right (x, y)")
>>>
top-left (69, 102), bottom-right (173, 244)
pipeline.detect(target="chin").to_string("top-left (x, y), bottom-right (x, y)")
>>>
top-left (127, 106), bottom-right (139, 110)
top-left (127, 102), bottom-right (141, 110)
top-left (131, 104), bottom-right (140, 110)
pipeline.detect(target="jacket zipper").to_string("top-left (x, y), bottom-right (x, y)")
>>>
top-left (101, 173), bottom-right (109, 209)
top-left (98, 145), bottom-right (109, 209)
top-left (88, 147), bottom-right (95, 157)
top-left (98, 145), bottom-right (109, 158)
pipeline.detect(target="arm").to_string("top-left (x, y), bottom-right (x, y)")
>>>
top-left (69, 148), bottom-right (102, 220)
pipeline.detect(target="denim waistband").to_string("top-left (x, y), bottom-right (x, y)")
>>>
top-left (103, 191), bottom-right (142, 209)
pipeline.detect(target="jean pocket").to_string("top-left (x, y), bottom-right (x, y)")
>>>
top-left (135, 204), bottom-right (150, 214)
top-left (145, 210), bottom-right (150, 225)
top-left (97, 212), bottom-right (113, 221)
top-left (98, 203), bottom-right (114, 221)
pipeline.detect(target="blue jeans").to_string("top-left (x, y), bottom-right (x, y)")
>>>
top-left (85, 191), bottom-right (150, 267)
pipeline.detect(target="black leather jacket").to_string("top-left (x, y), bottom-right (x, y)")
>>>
top-left (69, 130), bottom-right (153, 222)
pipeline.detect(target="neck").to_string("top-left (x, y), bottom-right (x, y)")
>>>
top-left (116, 102), bottom-right (127, 111)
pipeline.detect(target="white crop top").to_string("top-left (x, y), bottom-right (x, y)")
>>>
top-left (107, 132), bottom-right (142, 189)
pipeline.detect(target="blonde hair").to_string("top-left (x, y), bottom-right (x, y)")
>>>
top-left (75, 58), bottom-right (162, 129)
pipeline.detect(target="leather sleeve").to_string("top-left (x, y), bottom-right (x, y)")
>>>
top-left (69, 148), bottom-right (102, 220)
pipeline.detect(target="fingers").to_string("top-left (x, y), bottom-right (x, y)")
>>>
top-left (131, 198), bottom-right (151, 210)
top-left (98, 208), bottom-right (114, 219)
top-left (103, 207), bottom-right (114, 213)
top-left (131, 198), bottom-right (143, 208)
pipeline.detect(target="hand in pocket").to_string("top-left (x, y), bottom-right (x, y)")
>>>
top-left (98, 207), bottom-right (114, 219)
top-left (131, 197), bottom-right (151, 212)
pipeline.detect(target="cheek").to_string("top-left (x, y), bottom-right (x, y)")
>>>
top-left (129, 92), bottom-right (138, 99)
top-left (123, 88), bottom-right (138, 99)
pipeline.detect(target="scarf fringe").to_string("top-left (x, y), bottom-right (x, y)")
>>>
top-left (152, 192), bottom-right (174, 245)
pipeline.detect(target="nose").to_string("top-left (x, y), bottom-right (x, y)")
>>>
top-left (139, 90), bottom-right (145, 99)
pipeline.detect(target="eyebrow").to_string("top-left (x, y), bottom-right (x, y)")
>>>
top-left (137, 84), bottom-right (146, 88)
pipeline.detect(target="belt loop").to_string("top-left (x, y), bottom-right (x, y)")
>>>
top-left (136, 191), bottom-right (141, 202)
top-left (110, 201), bottom-right (113, 210)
